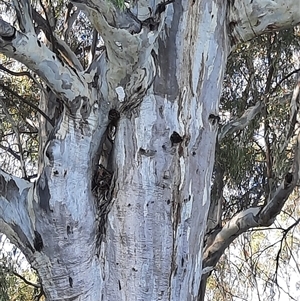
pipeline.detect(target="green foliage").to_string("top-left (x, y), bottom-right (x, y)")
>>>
top-left (0, 54), bottom-right (40, 177)
top-left (0, 236), bottom-right (44, 301)
top-left (0, 268), bottom-right (42, 301)
top-left (110, 0), bottom-right (126, 10)
top-left (218, 28), bottom-right (300, 214)
top-left (208, 27), bottom-right (300, 301)
top-left (0, 265), bottom-right (10, 301)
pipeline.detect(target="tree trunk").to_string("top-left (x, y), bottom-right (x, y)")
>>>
top-left (0, 0), bottom-right (300, 300)
top-left (94, 1), bottom-right (229, 299)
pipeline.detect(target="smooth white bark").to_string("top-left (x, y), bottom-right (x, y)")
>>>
top-left (228, 0), bottom-right (300, 44)
top-left (0, 0), bottom-right (299, 300)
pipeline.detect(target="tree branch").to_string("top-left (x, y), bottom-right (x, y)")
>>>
top-left (0, 97), bottom-right (27, 178)
top-left (74, 0), bottom-right (142, 74)
top-left (71, 0), bottom-right (141, 32)
top-left (63, 3), bottom-right (79, 41)
top-left (271, 68), bottom-right (300, 94)
top-left (72, 0), bottom-right (167, 106)
top-left (0, 169), bottom-right (35, 257)
top-left (218, 101), bottom-right (263, 141)
top-left (228, 0), bottom-right (300, 45)
top-left (279, 78), bottom-right (300, 154)
top-left (0, 83), bottom-right (53, 125)
top-left (0, 19), bottom-right (88, 102)
top-left (0, 143), bottom-right (21, 161)
top-left (9, 269), bottom-right (41, 289)
top-left (32, 9), bottom-right (83, 71)
top-left (0, 64), bottom-right (34, 80)
top-left (12, 0), bottom-right (34, 33)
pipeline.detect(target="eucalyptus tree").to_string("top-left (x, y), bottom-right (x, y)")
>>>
top-left (0, 1), bottom-right (300, 300)
top-left (205, 28), bottom-right (300, 301)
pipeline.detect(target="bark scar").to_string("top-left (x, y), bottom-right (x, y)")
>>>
top-left (33, 230), bottom-right (44, 252)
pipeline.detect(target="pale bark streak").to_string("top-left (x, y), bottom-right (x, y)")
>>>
top-left (0, 19), bottom-right (87, 102)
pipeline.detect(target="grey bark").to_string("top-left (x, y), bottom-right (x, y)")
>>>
top-left (0, 0), bottom-right (299, 300)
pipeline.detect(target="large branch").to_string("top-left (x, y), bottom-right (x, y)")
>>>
top-left (32, 9), bottom-right (84, 71)
top-left (0, 19), bottom-right (88, 102)
top-left (12, 0), bottom-right (34, 33)
top-left (228, 0), bottom-right (300, 44)
top-left (203, 180), bottom-right (293, 270)
top-left (0, 169), bottom-right (36, 258)
top-left (72, 0), bottom-right (165, 107)
top-left (72, 0), bottom-right (142, 31)
top-left (73, 0), bottom-right (148, 72)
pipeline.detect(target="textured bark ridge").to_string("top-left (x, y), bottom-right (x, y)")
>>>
top-left (0, 0), bottom-right (299, 300)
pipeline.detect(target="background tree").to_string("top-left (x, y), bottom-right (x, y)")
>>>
top-left (0, 68), bottom-right (40, 174)
top-left (0, 1), bottom-right (300, 300)
top-left (0, 234), bottom-right (44, 301)
top-left (205, 27), bottom-right (300, 301)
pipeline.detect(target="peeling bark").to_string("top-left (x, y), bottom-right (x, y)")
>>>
top-left (0, 0), bottom-right (300, 300)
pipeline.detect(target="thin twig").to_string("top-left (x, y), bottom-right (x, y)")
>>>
top-left (0, 97), bottom-right (27, 178)
top-left (271, 68), bottom-right (300, 94)
top-left (11, 270), bottom-right (41, 289)
top-left (0, 83), bottom-right (53, 124)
